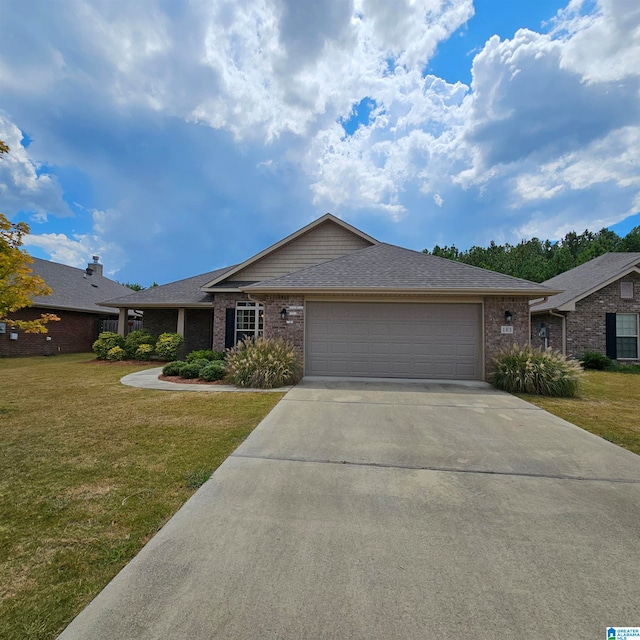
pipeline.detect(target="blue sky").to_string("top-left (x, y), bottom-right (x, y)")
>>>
top-left (1, 0), bottom-right (639, 286)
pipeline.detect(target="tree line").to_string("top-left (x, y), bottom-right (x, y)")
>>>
top-left (424, 227), bottom-right (640, 283)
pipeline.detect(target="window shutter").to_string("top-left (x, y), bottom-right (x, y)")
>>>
top-left (605, 312), bottom-right (617, 359)
top-left (225, 308), bottom-right (235, 349)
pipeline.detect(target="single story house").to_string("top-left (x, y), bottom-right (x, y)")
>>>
top-left (531, 252), bottom-right (640, 362)
top-left (102, 214), bottom-right (558, 380)
top-left (0, 257), bottom-right (137, 357)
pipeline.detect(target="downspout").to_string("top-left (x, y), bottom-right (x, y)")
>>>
top-left (177, 308), bottom-right (185, 338)
top-left (549, 309), bottom-right (566, 355)
top-left (530, 297), bottom-right (547, 349)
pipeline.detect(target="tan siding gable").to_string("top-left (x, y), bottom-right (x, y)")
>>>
top-left (233, 221), bottom-right (373, 281)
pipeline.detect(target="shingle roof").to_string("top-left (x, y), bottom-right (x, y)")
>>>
top-left (207, 280), bottom-right (257, 290)
top-left (532, 252), bottom-right (640, 312)
top-left (101, 265), bottom-right (237, 307)
top-left (28, 257), bottom-right (135, 314)
top-left (245, 243), bottom-right (558, 295)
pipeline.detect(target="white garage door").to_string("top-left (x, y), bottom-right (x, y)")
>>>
top-left (305, 302), bottom-right (482, 380)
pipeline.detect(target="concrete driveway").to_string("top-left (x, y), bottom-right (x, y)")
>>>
top-left (59, 378), bottom-right (640, 639)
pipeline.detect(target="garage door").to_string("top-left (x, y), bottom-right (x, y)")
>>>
top-left (305, 302), bottom-right (482, 379)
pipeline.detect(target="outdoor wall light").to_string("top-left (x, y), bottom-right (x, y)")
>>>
top-left (280, 308), bottom-right (288, 321)
top-left (504, 310), bottom-right (513, 324)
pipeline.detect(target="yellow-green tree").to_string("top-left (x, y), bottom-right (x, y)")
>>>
top-left (0, 141), bottom-right (59, 332)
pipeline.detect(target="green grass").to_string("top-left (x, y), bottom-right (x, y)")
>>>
top-left (519, 370), bottom-right (640, 456)
top-left (0, 354), bottom-right (283, 640)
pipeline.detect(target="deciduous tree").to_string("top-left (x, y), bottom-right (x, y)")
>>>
top-left (0, 141), bottom-right (59, 332)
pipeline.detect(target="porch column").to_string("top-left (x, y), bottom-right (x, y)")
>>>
top-left (117, 308), bottom-right (128, 337)
top-left (177, 308), bottom-right (185, 338)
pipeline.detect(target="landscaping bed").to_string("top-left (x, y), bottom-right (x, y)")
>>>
top-left (158, 374), bottom-right (227, 385)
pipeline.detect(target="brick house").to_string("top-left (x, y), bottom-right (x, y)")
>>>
top-left (0, 257), bottom-right (136, 357)
top-left (531, 253), bottom-right (640, 362)
top-left (102, 214), bottom-right (557, 380)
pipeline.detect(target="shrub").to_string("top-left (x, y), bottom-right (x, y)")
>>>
top-left (225, 337), bottom-right (302, 389)
top-left (93, 332), bottom-right (125, 359)
top-left (124, 330), bottom-right (156, 359)
top-left (616, 364), bottom-right (640, 374)
top-left (135, 344), bottom-right (154, 361)
top-left (178, 362), bottom-right (203, 379)
top-left (106, 346), bottom-right (126, 361)
top-left (190, 358), bottom-right (211, 371)
top-left (490, 345), bottom-right (583, 397)
top-left (200, 361), bottom-right (226, 382)
top-left (155, 333), bottom-right (184, 361)
top-left (580, 351), bottom-right (613, 370)
top-left (162, 361), bottom-right (184, 376)
top-left (186, 349), bottom-right (224, 362)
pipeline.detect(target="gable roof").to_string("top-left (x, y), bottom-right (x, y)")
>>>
top-left (200, 213), bottom-right (378, 290)
top-left (100, 265), bottom-right (236, 308)
top-left (245, 243), bottom-right (559, 296)
top-left (27, 257), bottom-right (135, 314)
top-left (531, 252), bottom-right (640, 312)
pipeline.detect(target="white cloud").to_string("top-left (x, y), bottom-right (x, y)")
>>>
top-left (0, 113), bottom-right (71, 219)
top-left (515, 126), bottom-right (640, 200)
top-left (2, 0), bottom-right (640, 282)
top-left (24, 227), bottom-right (124, 276)
top-left (555, 0), bottom-right (640, 83)
top-left (23, 233), bottom-right (93, 268)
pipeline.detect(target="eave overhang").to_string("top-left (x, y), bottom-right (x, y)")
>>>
top-left (97, 301), bottom-right (215, 309)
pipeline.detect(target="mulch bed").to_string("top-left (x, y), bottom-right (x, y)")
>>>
top-left (85, 359), bottom-right (227, 384)
top-left (158, 375), bottom-right (227, 386)
top-left (84, 359), bottom-right (158, 366)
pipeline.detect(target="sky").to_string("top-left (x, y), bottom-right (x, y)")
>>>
top-left (0, 0), bottom-right (639, 286)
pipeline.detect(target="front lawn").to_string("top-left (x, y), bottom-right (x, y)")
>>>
top-left (520, 370), bottom-right (640, 456)
top-left (0, 354), bottom-right (283, 640)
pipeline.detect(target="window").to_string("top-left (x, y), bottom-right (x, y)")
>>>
top-left (620, 281), bottom-right (634, 299)
top-left (235, 301), bottom-right (264, 343)
top-left (616, 313), bottom-right (638, 359)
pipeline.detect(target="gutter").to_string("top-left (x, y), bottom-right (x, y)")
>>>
top-left (241, 286), bottom-right (563, 296)
top-left (246, 294), bottom-right (265, 305)
top-left (549, 309), bottom-right (567, 355)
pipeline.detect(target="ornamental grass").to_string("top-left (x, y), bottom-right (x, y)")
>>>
top-left (225, 337), bottom-right (303, 389)
top-left (490, 344), bottom-right (584, 397)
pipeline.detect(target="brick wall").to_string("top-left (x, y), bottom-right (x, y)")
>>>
top-left (211, 293), bottom-right (305, 356)
top-left (184, 309), bottom-right (214, 353)
top-left (0, 307), bottom-right (105, 357)
top-left (261, 295), bottom-right (305, 366)
top-left (483, 296), bottom-right (531, 378)
top-left (143, 309), bottom-right (178, 337)
top-left (530, 312), bottom-right (564, 352)
top-left (212, 293), bottom-right (252, 351)
top-left (565, 272), bottom-right (640, 361)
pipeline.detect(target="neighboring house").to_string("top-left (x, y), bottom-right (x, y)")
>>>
top-left (102, 214), bottom-right (557, 380)
top-left (0, 257), bottom-right (137, 357)
top-left (531, 252), bottom-right (640, 362)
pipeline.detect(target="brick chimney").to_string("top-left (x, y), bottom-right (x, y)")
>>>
top-left (87, 255), bottom-right (103, 277)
